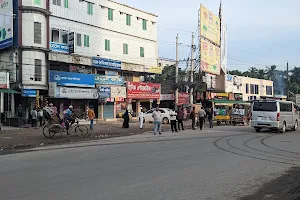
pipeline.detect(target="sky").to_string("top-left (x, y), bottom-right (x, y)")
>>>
top-left (117, 0), bottom-right (300, 71)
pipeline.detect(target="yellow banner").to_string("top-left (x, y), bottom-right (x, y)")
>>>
top-left (145, 66), bottom-right (162, 74)
top-left (200, 38), bottom-right (221, 75)
top-left (200, 4), bottom-right (220, 45)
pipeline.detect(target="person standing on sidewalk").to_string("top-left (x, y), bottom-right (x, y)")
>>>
top-left (191, 107), bottom-right (196, 130)
top-left (138, 107), bottom-right (144, 129)
top-left (177, 107), bottom-right (184, 131)
top-left (152, 107), bottom-right (162, 135)
top-left (207, 107), bottom-right (214, 128)
top-left (88, 105), bottom-right (96, 130)
top-left (169, 107), bottom-right (178, 132)
top-left (37, 108), bottom-right (44, 127)
top-left (198, 107), bottom-right (206, 130)
top-left (31, 108), bottom-right (38, 128)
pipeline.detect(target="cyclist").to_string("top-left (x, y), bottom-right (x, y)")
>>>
top-left (65, 105), bottom-right (75, 134)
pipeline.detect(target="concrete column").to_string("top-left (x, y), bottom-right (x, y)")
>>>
top-left (0, 93), bottom-right (4, 113)
top-left (98, 103), bottom-right (104, 119)
top-left (114, 101), bottom-right (116, 119)
top-left (11, 94), bottom-right (15, 116)
top-left (136, 101), bottom-right (141, 115)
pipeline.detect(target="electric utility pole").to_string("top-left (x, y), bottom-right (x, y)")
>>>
top-left (287, 61), bottom-right (289, 99)
top-left (190, 33), bottom-right (195, 105)
top-left (175, 34), bottom-right (179, 105)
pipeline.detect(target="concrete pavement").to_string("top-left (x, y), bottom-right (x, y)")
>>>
top-left (1, 126), bottom-right (300, 200)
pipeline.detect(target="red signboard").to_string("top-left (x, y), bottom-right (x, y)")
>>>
top-left (178, 92), bottom-right (190, 105)
top-left (127, 82), bottom-right (161, 99)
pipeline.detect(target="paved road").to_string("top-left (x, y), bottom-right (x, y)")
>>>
top-left (1, 126), bottom-right (300, 200)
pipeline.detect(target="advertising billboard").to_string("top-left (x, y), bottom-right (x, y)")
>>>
top-left (127, 82), bottom-right (161, 99)
top-left (49, 70), bottom-right (95, 88)
top-left (110, 86), bottom-right (126, 98)
top-left (178, 93), bottom-right (190, 105)
top-left (200, 4), bottom-right (220, 46)
top-left (0, 0), bottom-right (13, 49)
top-left (0, 71), bottom-right (9, 88)
top-left (200, 38), bottom-right (221, 75)
top-left (221, 19), bottom-right (228, 74)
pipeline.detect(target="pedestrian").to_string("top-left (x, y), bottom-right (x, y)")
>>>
top-left (169, 107), bottom-right (178, 132)
top-left (37, 107), bottom-right (44, 127)
top-left (177, 107), bottom-right (184, 131)
top-left (152, 107), bottom-right (162, 135)
top-left (191, 107), bottom-right (196, 130)
top-left (16, 104), bottom-right (22, 118)
top-left (88, 105), bottom-right (96, 130)
top-left (198, 107), bottom-right (206, 130)
top-left (31, 107), bottom-right (38, 128)
top-left (138, 107), bottom-right (144, 129)
top-left (207, 107), bottom-right (214, 128)
top-left (122, 109), bottom-right (130, 128)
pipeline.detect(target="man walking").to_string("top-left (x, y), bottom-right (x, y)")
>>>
top-left (207, 107), bottom-right (214, 128)
top-left (88, 105), bottom-right (95, 130)
top-left (169, 107), bottom-right (178, 132)
top-left (31, 107), bottom-right (37, 128)
top-left (138, 107), bottom-right (144, 129)
top-left (177, 107), bottom-right (184, 131)
top-left (38, 107), bottom-right (44, 127)
top-left (152, 107), bottom-right (162, 135)
top-left (198, 107), bottom-right (206, 130)
top-left (191, 107), bottom-right (196, 130)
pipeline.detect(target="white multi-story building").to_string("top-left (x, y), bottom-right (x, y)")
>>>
top-left (0, 0), bottom-right (159, 120)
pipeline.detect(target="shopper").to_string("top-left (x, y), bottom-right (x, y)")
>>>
top-left (169, 107), bottom-right (178, 132)
top-left (152, 107), bottom-right (162, 135)
top-left (198, 107), bottom-right (206, 130)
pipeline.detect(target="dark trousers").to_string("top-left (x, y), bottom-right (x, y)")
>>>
top-left (178, 119), bottom-right (184, 130)
top-left (31, 119), bottom-right (37, 127)
top-left (199, 117), bottom-right (205, 130)
top-left (208, 118), bottom-right (213, 128)
top-left (192, 118), bottom-right (196, 130)
top-left (39, 117), bottom-right (44, 127)
top-left (171, 120), bottom-right (177, 132)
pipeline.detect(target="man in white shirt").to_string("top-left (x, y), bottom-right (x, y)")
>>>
top-left (138, 107), bottom-right (144, 129)
top-left (169, 107), bottom-right (178, 132)
top-left (152, 107), bottom-right (162, 135)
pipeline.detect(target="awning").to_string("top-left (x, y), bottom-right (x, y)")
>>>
top-left (0, 89), bottom-right (20, 94)
top-left (208, 99), bottom-right (249, 104)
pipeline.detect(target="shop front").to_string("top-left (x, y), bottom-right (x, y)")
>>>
top-left (127, 82), bottom-right (161, 114)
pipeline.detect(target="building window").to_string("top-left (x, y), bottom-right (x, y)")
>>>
top-left (246, 84), bottom-right (249, 94)
top-left (61, 30), bottom-right (68, 44)
top-left (108, 8), bottom-right (113, 21)
top-left (76, 33), bottom-right (82, 46)
top-left (87, 2), bottom-right (93, 15)
top-left (123, 43), bottom-right (128, 54)
top-left (34, 59), bottom-right (42, 81)
top-left (105, 39), bottom-right (110, 51)
top-left (126, 14), bottom-right (131, 26)
top-left (140, 47), bottom-right (144, 57)
top-left (266, 86), bottom-right (273, 95)
top-left (123, 73), bottom-right (133, 82)
top-left (250, 84), bottom-right (254, 94)
top-left (51, 29), bottom-right (59, 43)
top-left (142, 19), bottom-right (147, 30)
top-left (53, 0), bottom-right (61, 6)
top-left (64, 0), bottom-right (68, 8)
top-left (255, 85), bottom-right (259, 94)
top-left (34, 22), bottom-right (42, 44)
top-left (84, 35), bottom-right (89, 47)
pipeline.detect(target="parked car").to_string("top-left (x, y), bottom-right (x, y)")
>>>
top-left (251, 100), bottom-right (299, 133)
top-left (143, 108), bottom-right (171, 124)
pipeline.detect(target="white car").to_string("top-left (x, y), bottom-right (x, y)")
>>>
top-left (143, 108), bottom-right (171, 124)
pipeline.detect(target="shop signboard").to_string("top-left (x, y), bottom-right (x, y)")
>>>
top-left (127, 82), bottom-right (161, 99)
top-left (110, 86), bottom-right (126, 98)
top-left (95, 75), bottom-right (124, 85)
top-left (211, 92), bottom-right (228, 100)
top-left (49, 70), bottom-right (95, 88)
top-left (50, 42), bottom-right (69, 53)
top-left (98, 87), bottom-right (111, 98)
top-left (22, 89), bottom-right (37, 97)
top-left (0, 72), bottom-right (8, 88)
top-left (145, 66), bottom-right (162, 74)
top-left (68, 32), bottom-right (75, 54)
top-left (48, 82), bottom-right (57, 97)
top-left (56, 87), bottom-right (98, 99)
top-left (0, 0), bottom-right (13, 50)
top-left (200, 38), bottom-right (221, 75)
top-left (178, 93), bottom-right (190, 105)
top-left (92, 57), bottom-right (121, 70)
top-left (160, 94), bottom-right (174, 101)
top-left (200, 4), bottom-right (220, 45)
top-left (122, 62), bottom-right (144, 72)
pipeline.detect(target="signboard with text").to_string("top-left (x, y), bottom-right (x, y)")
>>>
top-left (200, 4), bottom-right (220, 45)
top-left (98, 87), bottom-right (111, 98)
top-left (200, 38), bottom-right (221, 75)
top-left (178, 93), bottom-right (190, 105)
top-left (0, 0), bottom-right (13, 49)
top-left (49, 70), bottom-right (95, 88)
top-left (127, 82), bottom-right (161, 99)
top-left (56, 87), bottom-right (98, 99)
top-left (68, 32), bottom-right (75, 54)
top-left (50, 42), bottom-right (69, 53)
top-left (22, 89), bottom-right (37, 97)
top-left (92, 57), bottom-right (121, 70)
top-left (0, 72), bottom-right (8, 88)
top-left (110, 86), bottom-right (126, 98)
top-left (95, 75), bottom-right (124, 85)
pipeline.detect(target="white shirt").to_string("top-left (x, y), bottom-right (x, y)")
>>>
top-left (138, 112), bottom-right (144, 120)
top-left (152, 110), bottom-right (162, 122)
top-left (169, 110), bottom-right (177, 121)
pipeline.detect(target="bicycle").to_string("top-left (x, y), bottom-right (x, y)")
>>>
top-left (43, 118), bottom-right (89, 139)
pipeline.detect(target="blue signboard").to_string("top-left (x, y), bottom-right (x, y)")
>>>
top-left (227, 75), bottom-right (233, 81)
top-left (92, 57), bottom-right (121, 70)
top-left (50, 42), bottom-right (69, 53)
top-left (22, 89), bottom-right (37, 97)
top-left (49, 70), bottom-right (95, 88)
top-left (95, 75), bottom-right (124, 85)
top-left (98, 87), bottom-right (111, 98)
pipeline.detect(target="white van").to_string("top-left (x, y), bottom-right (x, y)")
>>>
top-left (251, 100), bottom-right (299, 133)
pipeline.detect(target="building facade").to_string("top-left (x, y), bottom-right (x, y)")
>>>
top-left (226, 74), bottom-right (274, 101)
top-left (0, 0), bottom-right (160, 121)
